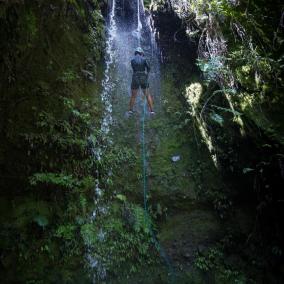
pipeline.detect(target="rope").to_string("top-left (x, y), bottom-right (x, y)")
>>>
top-left (141, 97), bottom-right (176, 283)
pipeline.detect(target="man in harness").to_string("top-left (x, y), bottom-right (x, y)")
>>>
top-left (128, 47), bottom-right (155, 115)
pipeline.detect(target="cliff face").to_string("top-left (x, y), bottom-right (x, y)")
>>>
top-left (149, 0), bottom-right (284, 281)
top-left (151, 0), bottom-right (284, 142)
top-left (0, 1), bottom-right (104, 282)
top-left (0, 0), bottom-right (283, 282)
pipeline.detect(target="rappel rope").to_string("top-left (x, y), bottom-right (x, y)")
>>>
top-left (140, 96), bottom-right (176, 283)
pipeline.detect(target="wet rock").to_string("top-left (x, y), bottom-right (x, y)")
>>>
top-left (173, 255), bottom-right (179, 261)
top-left (183, 252), bottom-right (191, 259)
top-left (167, 248), bottom-right (174, 256)
top-left (159, 210), bottom-right (223, 255)
top-left (226, 254), bottom-right (243, 268)
top-left (197, 244), bottom-right (206, 254)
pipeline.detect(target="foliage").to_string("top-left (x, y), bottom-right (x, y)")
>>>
top-left (151, 1), bottom-right (284, 281)
top-left (197, 56), bottom-right (228, 82)
top-left (161, 0), bottom-right (283, 138)
top-left (194, 247), bottom-right (250, 283)
top-left (0, 0), bottom-right (105, 282)
top-left (87, 201), bottom-right (158, 281)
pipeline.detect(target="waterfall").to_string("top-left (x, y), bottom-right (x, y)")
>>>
top-left (87, 0), bottom-right (162, 281)
top-left (137, 0), bottom-right (142, 31)
top-left (87, 1), bottom-right (117, 282)
top-left (101, 0), bottom-right (117, 136)
top-left (92, 0), bottom-right (117, 223)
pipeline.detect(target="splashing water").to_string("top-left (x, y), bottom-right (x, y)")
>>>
top-left (86, 1), bottom-right (117, 282)
top-left (137, 0), bottom-right (142, 32)
top-left (101, 0), bottom-right (117, 136)
top-left (87, 0), bottom-right (162, 281)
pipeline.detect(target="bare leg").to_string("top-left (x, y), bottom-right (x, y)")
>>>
top-left (129, 89), bottom-right (138, 111)
top-left (142, 88), bottom-right (154, 112)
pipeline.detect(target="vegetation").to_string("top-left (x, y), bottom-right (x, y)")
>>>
top-left (150, 0), bottom-right (284, 282)
top-left (0, 0), bottom-right (106, 282)
top-left (0, 1), bottom-right (159, 282)
top-left (1, 0), bottom-right (284, 282)
top-left (151, 0), bottom-right (284, 140)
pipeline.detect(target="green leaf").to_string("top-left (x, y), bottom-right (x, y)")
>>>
top-left (116, 194), bottom-right (127, 202)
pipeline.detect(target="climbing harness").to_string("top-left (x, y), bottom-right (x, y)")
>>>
top-left (140, 96), bottom-right (176, 282)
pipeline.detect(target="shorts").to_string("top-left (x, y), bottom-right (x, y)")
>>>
top-left (131, 73), bottom-right (149, 90)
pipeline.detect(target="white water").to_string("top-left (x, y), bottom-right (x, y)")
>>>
top-left (101, 0), bottom-right (117, 136)
top-left (87, 1), bottom-right (118, 282)
top-left (88, 0), bottom-right (162, 281)
top-left (91, 0), bottom-right (118, 224)
top-left (137, 0), bottom-right (142, 31)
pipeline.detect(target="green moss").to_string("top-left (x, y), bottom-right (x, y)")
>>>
top-left (159, 210), bottom-right (222, 244)
top-left (0, 0), bottom-right (104, 282)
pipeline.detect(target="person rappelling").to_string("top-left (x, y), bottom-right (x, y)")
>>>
top-left (128, 47), bottom-right (155, 116)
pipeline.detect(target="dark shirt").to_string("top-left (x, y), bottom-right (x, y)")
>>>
top-left (131, 54), bottom-right (150, 74)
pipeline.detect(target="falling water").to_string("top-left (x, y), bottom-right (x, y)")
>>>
top-left (88, 0), bottom-right (162, 281)
top-left (137, 0), bottom-right (142, 31)
top-left (92, 0), bottom-right (118, 220)
top-left (101, 0), bottom-right (117, 136)
top-left (86, 1), bottom-right (118, 282)
top-left (92, 0), bottom-right (117, 228)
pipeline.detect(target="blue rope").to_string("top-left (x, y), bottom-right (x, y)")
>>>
top-left (141, 98), bottom-right (176, 283)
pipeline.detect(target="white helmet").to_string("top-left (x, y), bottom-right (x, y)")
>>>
top-left (135, 47), bottom-right (144, 54)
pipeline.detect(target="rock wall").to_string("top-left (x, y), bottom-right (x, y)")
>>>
top-left (149, 0), bottom-right (284, 281)
top-left (0, 0), bottom-right (105, 282)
